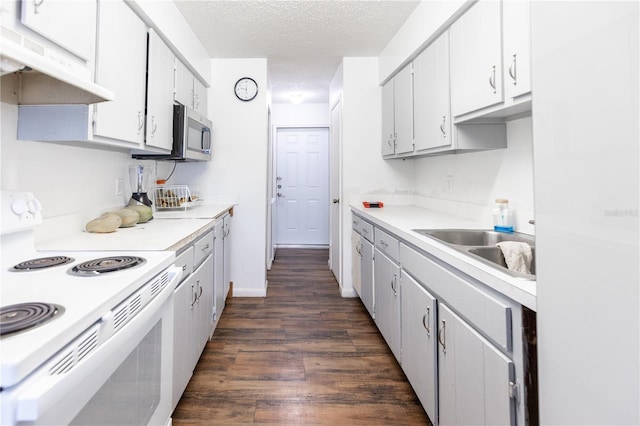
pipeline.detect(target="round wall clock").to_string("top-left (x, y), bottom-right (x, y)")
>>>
top-left (234, 77), bottom-right (258, 102)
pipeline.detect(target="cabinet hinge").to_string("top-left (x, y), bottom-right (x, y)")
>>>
top-left (509, 381), bottom-right (519, 400)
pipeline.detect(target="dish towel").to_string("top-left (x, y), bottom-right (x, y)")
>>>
top-left (495, 241), bottom-right (532, 275)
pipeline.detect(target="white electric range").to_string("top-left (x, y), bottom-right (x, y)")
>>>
top-left (0, 191), bottom-right (180, 426)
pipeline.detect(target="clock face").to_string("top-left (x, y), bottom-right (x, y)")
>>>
top-left (234, 77), bottom-right (258, 101)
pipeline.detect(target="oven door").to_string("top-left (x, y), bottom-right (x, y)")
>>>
top-left (5, 266), bottom-right (181, 426)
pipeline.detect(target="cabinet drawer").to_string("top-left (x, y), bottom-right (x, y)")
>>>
top-left (194, 230), bottom-right (214, 268)
top-left (400, 243), bottom-right (513, 352)
top-left (352, 214), bottom-right (374, 243)
top-left (375, 227), bottom-right (399, 262)
top-left (175, 246), bottom-right (194, 281)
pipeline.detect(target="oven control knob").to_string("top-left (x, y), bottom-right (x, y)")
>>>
top-left (27, 198), bottom-right (42, 214)
top-left (11, 198), bottom-right (28, 215)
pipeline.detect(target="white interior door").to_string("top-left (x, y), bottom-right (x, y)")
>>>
top-left (329, 101), bottom-right (342, 283)
top-left (275, 127), bottom-right (329, 246)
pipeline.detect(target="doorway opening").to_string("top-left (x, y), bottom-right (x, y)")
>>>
top-left (273, 127), bottom-right (330, 248)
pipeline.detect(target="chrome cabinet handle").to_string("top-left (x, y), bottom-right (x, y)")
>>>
top-left (379, 239), bottom-right (389, 249)
top-left (198, 282), bottom-right (203, 300)
top-left (150, 116), bottom-right (158, 137)
top-left (194, 92), bottom-right (200, 109)
top-left (508, 54), bottom-right (517, 85)
top-left (202, 243), bottom-right (210, 251)
top-left (34, 0), bottom-right (45, 13)
top-left (439, 116), bottom-right (446, 137)
top-left (182, 264), bottom-right (187, 272)
top-left (190, 284), bottom-right (197, 308)
top-left (361, 228), bottom-right (369, 234)
top-left (488, 65), bottom-right (497, 94)
top-left (438, 319), bottom-right (446, 353)
top-left (422, 306), bottom-right (431, 336)
top-left (137, 111), bottom-right (144, 133)
top-left (390, 273), bottom-right (397, 296)
top-left (387, 135), bottom-right (393, 147)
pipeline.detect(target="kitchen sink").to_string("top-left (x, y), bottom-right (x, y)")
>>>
top-left (467, 246), bottom-right (536, 279)
top-left (413, 229), bottom-right (535, 246)
top-left (412, 229), bottom-right (536, 280)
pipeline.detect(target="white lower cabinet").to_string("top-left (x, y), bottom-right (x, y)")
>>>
top-left (352, 210), bottom-right (529, 425)
top-left (352, 214), bottom-right (374, 317)
top-left (437, 302), bottom-right (515, 425)
top-left (400, 271), bottom-right (438, 423)
top-left (172, 230), bottom-right (214, 410)
top-left (373, 248), bottom-right (401, 360)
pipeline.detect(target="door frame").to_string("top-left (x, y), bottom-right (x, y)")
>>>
top-left (269, 125), bottom-right (330, 260)
top-left (329, 97), bottom-right (342, 286)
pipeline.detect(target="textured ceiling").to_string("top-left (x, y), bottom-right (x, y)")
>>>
top-left (173, 0), bottom-right (420, 103)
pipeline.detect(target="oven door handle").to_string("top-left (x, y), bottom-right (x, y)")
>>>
top-left (14, 266), bottom-right (181, 424)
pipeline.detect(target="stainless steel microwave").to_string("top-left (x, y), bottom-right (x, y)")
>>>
top-left (132, 104), bottom-right (212, 161)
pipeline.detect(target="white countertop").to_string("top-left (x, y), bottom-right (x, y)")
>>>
top-left (351, 204), bottom-right (537, 311)
top-left (37, 204), bottom-right (233, 252)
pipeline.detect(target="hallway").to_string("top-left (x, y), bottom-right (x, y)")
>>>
top-left (172, 248), bottom-right (430, 425)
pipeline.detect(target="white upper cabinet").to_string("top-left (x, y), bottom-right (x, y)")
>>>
top-left (381, 79), bottom-right (396, 156)
top-left (381, 63), bottom-right (413, 157)
top-left (175, 60), bottom-right (208, 115)
top-left (450, 0), bottom-right (504, 118)
top-left (145, 29), bottom-right (175, 151)
top-left (413, 30), bottom-right (451, 152)
top-left (503, 0), bottom-right (531, 100)
top-left (93, 0), bottom-right (147, 146)
top-left (20, 0), bottom-right (96, 61)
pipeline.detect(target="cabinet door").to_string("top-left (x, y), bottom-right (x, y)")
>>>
top-left (360, 238), bottom-right (374, 318)
top-left (213, 220), bottom-right (225, 323)
top-left (94, 0), bottom-right (147, 145)
top-left (503, 0), bottom-right (531, 99)
top-left (193, 77), bottom-right (208, 114)
top-left (381, 79), bottom-right (395, 156)
top-left (222, 214), bottom-right (231, 298)
top-left (21, 0), bottom-right (96, 61)
top-left (394, 64), bottom-right (414, 154)
top-left (174, 59), bottom-right (194, 108)
top-left (145, 29), bottom-right (175, 151)
top-left (400, 272), bottom-right (438, 423)
top-left (374, 249), bottom-right (401, 360)
top-left (438, 303), bottom-right (515, 425)
top-left (351, 231), bottom-right (362, 296)
top-left (413, 31), bottom-right (451, 152)
top-left (172, 277), bottom-right (196, 409)
top-left (450, 0), bottom-right (503, 117)
top-left (194, 254), bottom-right (214, 350)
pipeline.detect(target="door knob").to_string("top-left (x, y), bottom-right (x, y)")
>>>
top-left (332, 198), bottom-right (340, 204)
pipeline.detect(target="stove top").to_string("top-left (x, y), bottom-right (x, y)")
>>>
top-left (0, 249), bottom-right (175, 389)
top-left (0, 302), bottom-right (64, 336)
top-left (10, 256), bottom-right (75, 272)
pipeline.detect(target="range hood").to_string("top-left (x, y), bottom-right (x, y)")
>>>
top-left (0, 38), bottom-right (114, 105)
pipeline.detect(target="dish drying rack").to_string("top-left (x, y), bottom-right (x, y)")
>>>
top-left (153, 185), bottom-right (201, 210)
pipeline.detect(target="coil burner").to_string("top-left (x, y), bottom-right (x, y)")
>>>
top-left (0, 302), bottom-right (64, 336)
top-left (10, 256), bottom-right (75, 272)
top-left (69, 256), bottom-right (146, 276)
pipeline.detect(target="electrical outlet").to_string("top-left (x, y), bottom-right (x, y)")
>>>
top-left (115, 178), bottom-right (124, 196)
top-left (446, 175), bottom-right (454, 193)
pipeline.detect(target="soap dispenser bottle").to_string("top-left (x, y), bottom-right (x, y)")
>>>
top-left (493, 199), bottom-right (514, 232)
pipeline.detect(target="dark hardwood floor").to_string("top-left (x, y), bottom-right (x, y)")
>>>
top-left (172, 248), bottom-right (431, 425)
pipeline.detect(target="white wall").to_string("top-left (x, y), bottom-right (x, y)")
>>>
top-left (270, 103), bottom-right (329, 127)
top-left (1, 75), bottom-right (137, 225)
top-left (414, 117), bottom-right (535, 234)
top-left (532, 2), bottom-right (639, 423)
top-left (338, 57), bottom-right (416, 295)
top-left (378, 0), bottom-right (466, 83)
top-left (172, 58), bottom-right (269, 297)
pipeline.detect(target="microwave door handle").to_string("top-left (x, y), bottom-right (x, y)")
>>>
top-left (202, 128), bottom-right (211, 153)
